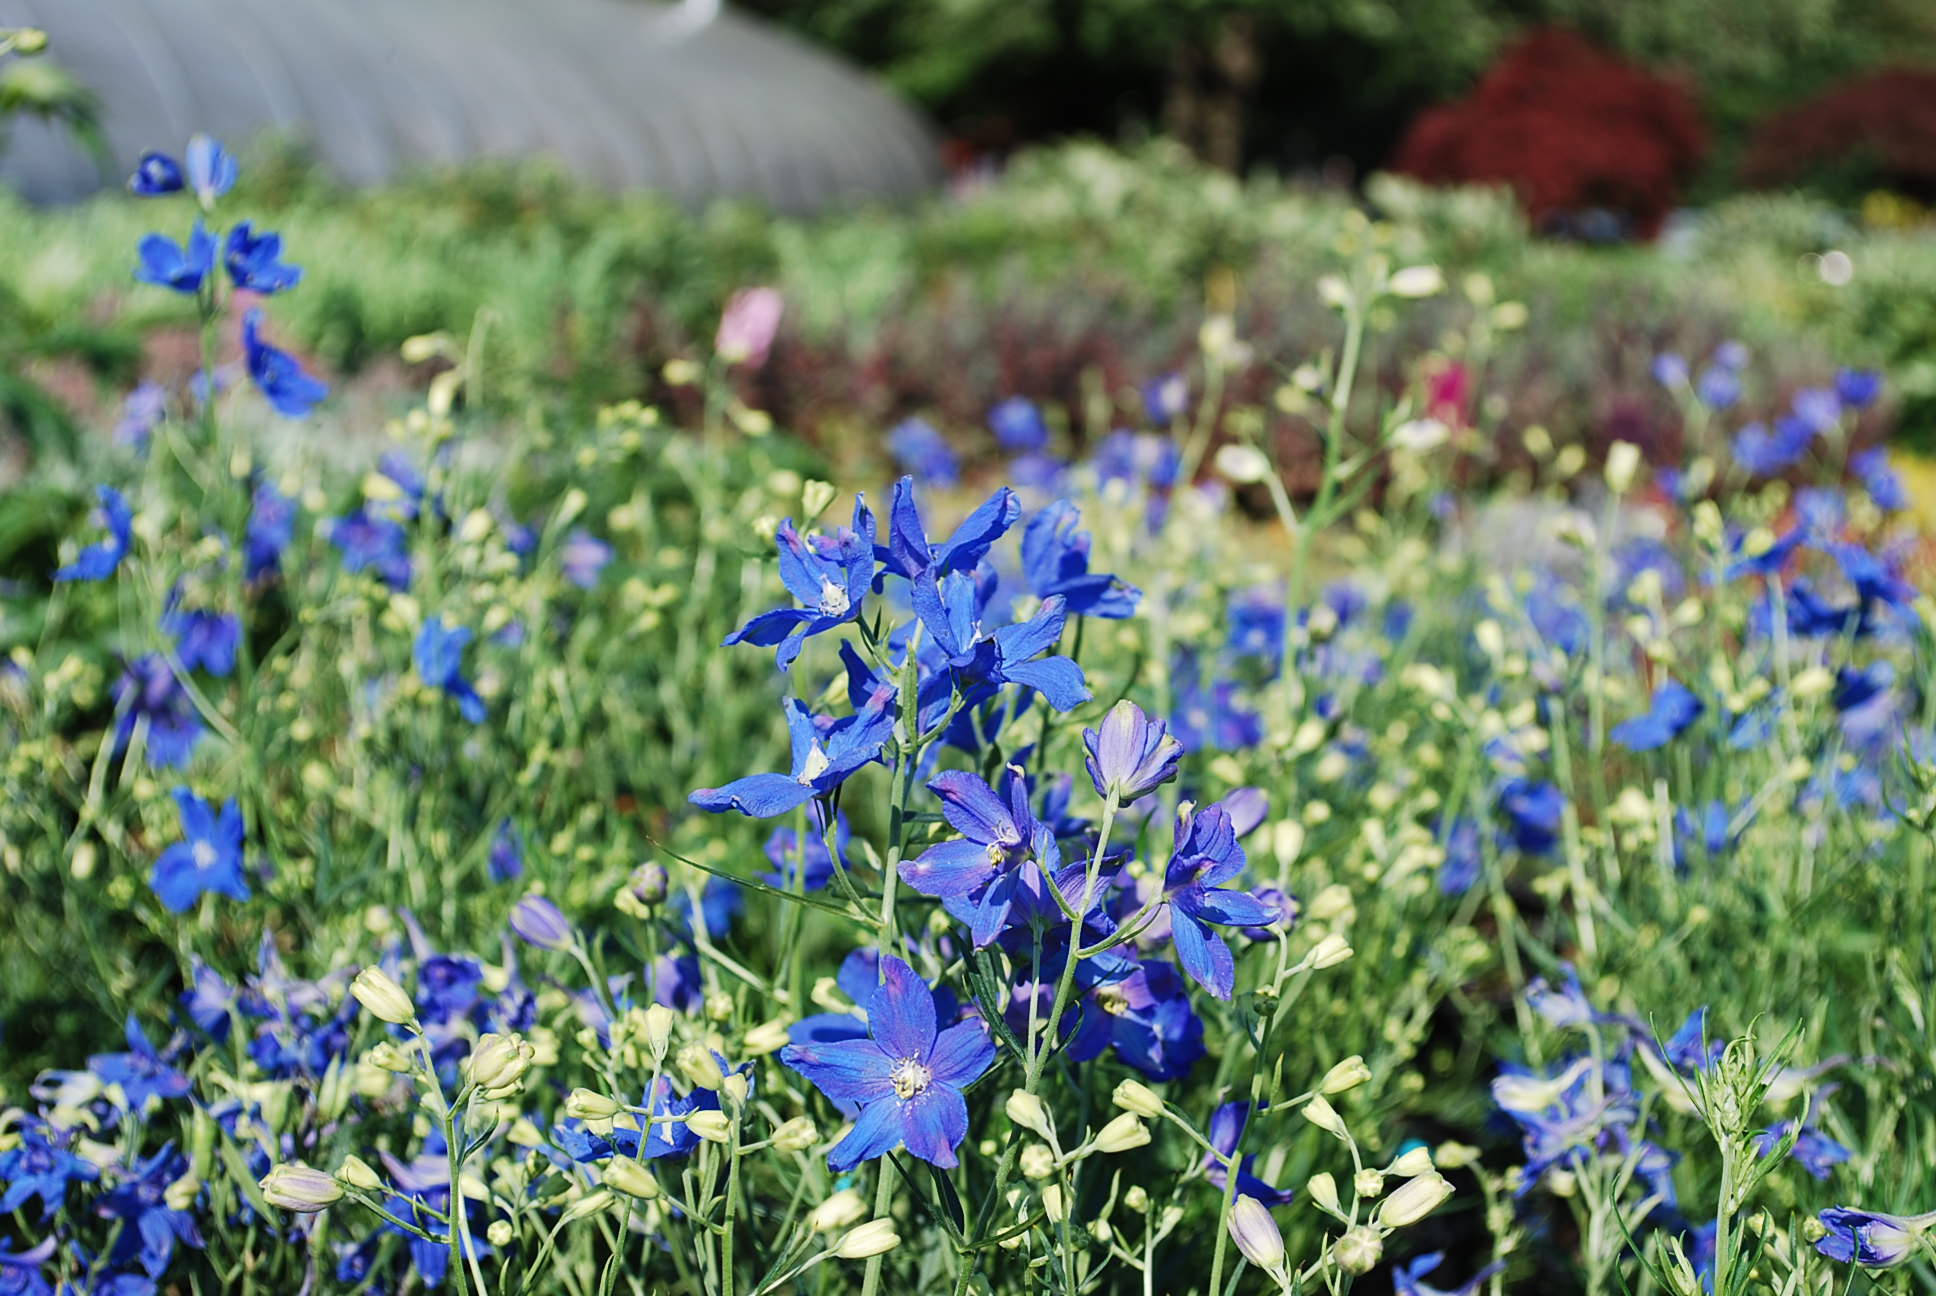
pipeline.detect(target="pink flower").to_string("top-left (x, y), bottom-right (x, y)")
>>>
top-left (715, 287), bottom-right (784, 368)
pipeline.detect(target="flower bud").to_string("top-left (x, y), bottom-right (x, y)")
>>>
top-left (642, 1005), bottom-right (675, 1061)
top-left (771, 1118), bottom-right (818, 1152)
top-left (1229, 1195), bottom-right (1285, 1272)
top-left (1092, 1113), bottom-right (1150, 1154)
top-left (743, 1018), bottom-right (791, 1057)
top-left (1112, 1079), bottom-right (1165, 1118)
top-left (565, 1088), bottom-right (625, 1122)
top-left (809, 1189), bottom-right (867, 1232)
top-left (467, 1033), bottom-right (535, 1098)
top-left (1020, 1143), bottom-right (1056, 1180)
top-left (487, 1220), bottom-right (514, 1248)
top-left (687, 1111), bottom-right (732, 1143)
top-left (1306, 933), bottom-right (1354, 969)
top-left (1320, 1055), bottom-right (1371, 1094)
top-left (1307, 1171), bottom-right (1341, 1214)
top-left (1005, 1090), bottom-right (1054, 1141)
top-left (260, 1164), bottom-right (342, 1213)
top-left (834, 1220), bottom-right (900, 1259)
top-left (1388, 1146), bottom-right (1434, 1177)
top-left (509, 894), bottom-right (573, 951)
top-left (1375, 1172), bottom-right (1454, 1228)
top-left (617, 862), bottom-right (669, 917)
top-left (677, 1046), bottom-right (724, 1091)
top-left (1040, 1183), bottom-right (1068, 1223)
top-left (1354, 1168), bottom-right (1385, 1198)
top-left (1083, 700), bottom-right (1184, 804)
top-left (336, 1155), bottom-right (383, 1193)
top-left (602, 1157), bottom-right (662, 1199)
top-left (1124, 1186), bottom-right (1149, 1212)
top-left (1334, 1224), bottom-right (1382, 1274)
top-left (1301, 1094), bottom-right (1348, 1139)
top-left (561, 1189), bottom-right (615, 1222)
top-left (1388, 265), bottom-right (1444, 299)
top-left (350, 968), bottom-right (415, 1025)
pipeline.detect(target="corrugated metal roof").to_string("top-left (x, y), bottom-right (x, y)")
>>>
top-left (0, 0), bottom-right (941, 213)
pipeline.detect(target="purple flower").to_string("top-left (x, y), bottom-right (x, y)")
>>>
top-left (725, 498), bottom-right (876, 671)
top-left (415, 617), bottom-right (485, 723)
top-left (115, 381), bottom-right (167, 451)
top-left (128, 152), bottom-right (183, 196)
top-left (1021, 499), bottom-right (1140, 619)
top-left (1158, 800), bottom-right (1280, 999)
top-left (134, 220), bottom-right (215, 294)
top-left (151, 788), bottom-right (250, 912)
top-left (1694, 364), bottom-right (1739, 410)
top-left (888, 418), bottom-right (959, 487)
top-left (1064, 959), bottom-right (1205, 1079)
top-left (113, 656), bottom-right (205, 768)
top-left (54, 485), bottom-right (133, 582)
top-left (899, 769), bottom-right (1063, 948)
top-left (509, 894), bottom-right (572, 950)
top-left (1083, 699), bottom-right (1183, 802)
top-left (715, 286), bottom-right (783, 367)
top-left (1142, 373), bottom-right (1188, 425)
top-left (559, 530), bottom-right (613, 589)
top-left (223, 222), bottom-right (302, 294)
top-left (1610, 679), bottom-right (1703, 751)
top-left (762, 810), bottom-right (849, 890)
top-left (689, 685), bottom-right (895, 819)
top-left (1755, 1118), bottom-right (1850, 1181)
top-left (0, 1121), bottom-right (99, 1217)
top-left (780, 955), bottom-right (994, 1170)
top-left (241, 309), bottom-right (327, 418)
top-left (1852, 447), bottom-right (1906, 511)
top-left (1816, 1206), bottom-right (1936, 1267)
top-left (1497, 778), bottom-right (1564, 856)
top-left (162, 603), bottom-right (239, 677)
top-left (989, 397), bottom-right (1049, 452)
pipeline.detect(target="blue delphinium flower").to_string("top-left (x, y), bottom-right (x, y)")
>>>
top-left (1835, 368), bottom-right (1882, 410)
top-left (912, 572), bottom-right (1090, 711)
top-left (330, 508), bottom-right (412, 589)
top-left (989, 396), bottom-right (1049, 452)
top-left (887, 417), bottom-right (959, 486)
top-left (1437, 816), bottom-right (1484, 895)
top-left (87, 1016), bottom-right (192, 1107)
top-left (559, 530), bottom-right (613, 589)
top-left (1142, 373), bottom-right (1188, 424)
top-left (241, 309), bottom-right (327, 418)
top-left (1497, 778), bottom-right (1564, 856)
top-left (1021, 499), bottom-right (1140, 618)
top-left (1493, 1054), bottom-right (1639, 1191)
top-left (899, 769), bottom-right (1063, 947)
top-left (725, 498), bottom-right (875, 671)
top-left (1610, 679), bottom-right (1702, 751)
top-left (1755, 1117), bottom-right (1850, 1181)
top-left (113, 656), bottom-right (205, 768)
top-left (183, 134), bottom-right (236, 206)
top-left (1694, 363), bottom-right (1739, 410)
top-left (1083, 699), bottom-right (1183, 803)
top-left (98, 1144), bottom-right (204, 1276)
top-left (1169, 648), bottom-right (1263, 752)
top-left (134, 220), bottom-right (215, 294)
top-left (245, 479), bottom-right (297, 580)
top-left (1672, 800), bottom-right (1746, 872)
top-left (781, 954), bottom-right (994, 1170)
top-left (115, 381), bottom-right (168, 452)
top-left (1792, 387), bottom-right (1841, 432)
top-left (1732, 417), bottom-right (1813, 477)
top-left (1064, 959), bottom-right (1204, 1080)
top-left (0, 1119), bottom-right (99, 1217)
top-left (1396, 1252), bottom-right (1506, 1296)
top-left (222, 222), bottom-right (302, 294)
top-left (1201, 1102), bottom-right (1297, 1205)
top-left (876, 476), bottom-right (1019, 584)
top-left (1851, 447), bottom-right (1907, 511)
top-left (1651, 353), bottom-right (1688, 388)
top-left (671, 876), bottom-right (745, 941)
top-left (0, 1236), bottom-right (55, 1295)
top-left (151, 788), bottom-right (250, 912)
top-left (162, 601), bottom-right (239, 677)
top-left (1815, 1206), bottom-right (1936, 1267)
top-left (128, 151), bottom-right (184, 196)
top-left (488, 820), bottom-right (524, 882)
top-left (416, 617), bottom-right (486, 723)
top-left (54, 485), bottom-right (133, 582)
top-left (1157, 800), bottom-right (1280, 999)
top-left (689, 685), bottom-right (895, 818)
top-left (762, 810), bottom-right (849, 890)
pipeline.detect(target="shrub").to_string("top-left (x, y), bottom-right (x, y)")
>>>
top-left (1391, 27), bottom-right (1706, 240)
top-left (1742, 66), bottom-right (1936, 201)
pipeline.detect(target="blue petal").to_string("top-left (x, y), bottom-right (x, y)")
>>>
top-left (827, 1096), bottom-right (906, 1171)
top-left (901, 1084), bottom-right (969, 1168)
top-left (899, 838), bottom-right (999, 900)
top-left (780, 1038), bottom-right (896, 1104)
top-left (1170, 909), bottom-right (1235, 999)
top-left (926, 1020), bottom-right (995, 1087)
top-left (866, 956), bottom-right (936, 1060)
top-left (688, 774), bottom-right (813, 819)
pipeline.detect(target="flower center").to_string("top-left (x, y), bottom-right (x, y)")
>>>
top-left (1096, 985), bottom-right (1130, 1016)
top-left (797, 742), bottom-right (831, 785)
top-left (192, 840), bottom-right (219, 870)
top-left (816, 578), bottom-right (850, 618)
top-left (890, 1056), bottom-right (932, 1100)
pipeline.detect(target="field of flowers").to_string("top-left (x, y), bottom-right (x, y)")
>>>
top-left (2, 132), bottom-right (1934, 1296)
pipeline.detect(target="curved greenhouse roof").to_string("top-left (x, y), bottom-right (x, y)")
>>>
top-left (1, 0), bottom-right (941, 213)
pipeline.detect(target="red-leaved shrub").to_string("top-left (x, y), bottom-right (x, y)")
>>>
top-left (1742, 68), bottom-right (1936, 199)
top-left (1392, 28), bottom-right (1705, 240)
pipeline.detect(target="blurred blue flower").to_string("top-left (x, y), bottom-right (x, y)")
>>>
top-left (245, 480), bottom-right (297, 580)
top-left (762, 810), bottom-right (849, 890)
top-left (1021, 499), bottom-right (1140, 618)
top-left (888, 417), bottom-right (959, 487)
top-left (134, 220), bottom-right (215, 294)
top-left (162, 602), bottom-right (239, 677)
top-left (1396, 1251), bottom-right (1504, 1296)
top-left (1497, 778), bottom-right (1564, 856)
top-left (330, 508), bottom-right (411, 589)
top-left (1201, 1102), bottom-right (1296, 1205)
top-left (989, 396), bottom-right (1048, 452)
top-left (0, 1121), bottom-right (98, 1218)
top-left (1610, 679), bottom-right (1703, 751)
top-left (1816, 1207), bottom-right (1936, 1267)
top-left (559, 529), bottom-right (613, 589)
top-left (88, 1016), bottom-right (192, 1107)
top-left (113, 655), bottom-right (205, 768)
top-left (1852, 447), bottom-right (1906, 511)
top-left (222, 222), bottom-right (302, 294)
top-left (489, 820), bottom-right (523, 882)
top-left (54, 485), bottom-right (132, 582)
top-left (127, 152), bottom-right (183, 196)
top-left (1064, 959), bottom-right (1204, 1080)
top-left (183, 134), bottom-right (236, 206)
top-left (1834, 368), bottom-right (1882, 410)
top-left (241, 309), bottom-right (327, 418)
top-left (152, 788), bottom-right (250, 912)
top-left (415, 617), bottom-right (486, 723)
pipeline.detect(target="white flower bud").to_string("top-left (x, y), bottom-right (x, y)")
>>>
top-left (687, 1111), bottom-right (732, 1143)
top-left (809, 1189), bottom-right (867, 1232)
top-left (1307, 1171), bottom-right (1341, 1215)
top-left (1376, 1171), bottom-right (1454, 1228)
top-left (260, 1164), bottom-right (342, 1213)
top-left (1320, 1056), bottom-right (1371, 1094)
top-left (1112, 1079), bottom-right (1164, 1118)
top-left (565, 1089), bottom-right (625, 1121)
top-left (771, 1118), bottom-right (818, 1152)
top-left (601, 1157), bottom-right (662, 1199)
top-left (335, 1155), bottom-right (383, 1193)
top-left (1388, 265), bottom-right (1445, 298)
top-left (1301, 1093), bottom-right (1348, 1139)
top-left (1092, 1113), bottom-right (1150, 1154)
top-left (1388, 1146), bottom-right (1435, 1177)
top-left (834, 1220), bottom-right (900, 1259)
top-left (1334, 1224), bottom-right (1382, 1274)
top-left (1005, 1090), bottom-right (1054, 1141)
top-left (350, 968), bottom-right (415, 1025)
top-left (1229, 1195), bottom-right (1285, 1272)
